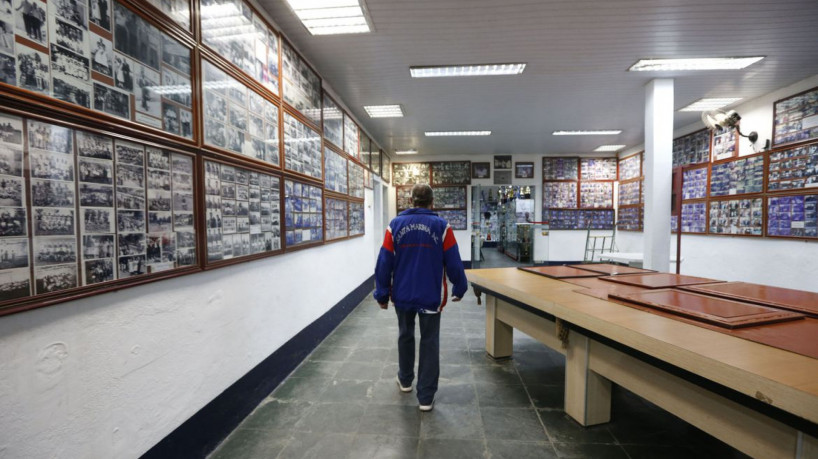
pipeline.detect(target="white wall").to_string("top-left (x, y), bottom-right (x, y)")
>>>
top-left (0, 191), bottom-right (377, 458)
top-left (617, 73), bottom-right (818, 292)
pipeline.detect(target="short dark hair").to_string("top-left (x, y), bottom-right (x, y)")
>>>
top-left (411, 184), bottom-right (434, 208)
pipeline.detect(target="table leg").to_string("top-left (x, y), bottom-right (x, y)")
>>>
top-left (485, 295), bottom-right (513, 359)
top-left (565, 330), bottom-right (612, 426)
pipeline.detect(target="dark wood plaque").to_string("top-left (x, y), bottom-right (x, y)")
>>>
top-left (569, 263), bottom-right (655, 276)
top-left (599, 273), bottom-right (723, 289)
top-left (680, 282), bottom-right (818, 318)
top-left (609, 289), bottom-right (804, 329)
top-left (518, 266), bottom-right (604, 279)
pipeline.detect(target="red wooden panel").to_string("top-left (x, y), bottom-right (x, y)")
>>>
top-left (518, 266), bottom-right (603, 279)
top-left (599, 273), bottom-right (723, 289)
top-left (569, 263), bottom-right (656, 276)
top-left (681, 282), bottom-right (818, 318)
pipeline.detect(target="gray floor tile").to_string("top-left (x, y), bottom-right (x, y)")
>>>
top-left (481, 407), bottom-right (546, 441)
top-left (369, 379), bottom-right (419, 406)
top-left (420, 404), bottom-right (484, 440)
top-left (320, 379), bottom-right (374, 403)
top-left (308, 345), bottom-right (354, 362)
top-left (538, 410), bottom-right (617, 444)
top-left (348, 347), bottom-right (392, 363)
top-left (293, 402), bottom-right (366, 434)
top-left (472, 364), bottom-right (522, 385)
top-left (622, 444), bottom-right (701, 459)
top-left (526, 384), bottom-right (564, 410)
top-left (272, 377), bottom-right (330, 402)
top-left (210, 428), bottom-right (290, 459)
top-left (440, 348), bottom-right (472, 365)
top-left (236, 399), bottom-right (311, 434)
top-left (439, 364), bottom-right (474, 385)
top-left (278, 432), bottom-right (355, 459)
top-left (347, 434), bottom-right (419, 459)
top-left (551, 442), bottom-right (629, 459)
top-left (476, 383), bottom-right (532, 408)
top-left (334, 361), bottom-right (384, 381)
top-left (435, 383), bottom-right (477, 406)
top-left (486, 440), bottom-right (558, 459)
top-left (359, 404), bottom-right (422, 437)
top-left (418, 438), bottom-right (488, 459)
top-left (290, 360), bottom-right (342, 379)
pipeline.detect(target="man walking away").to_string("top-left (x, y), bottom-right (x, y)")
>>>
top-left (374, 184), bottom-right (468, 412)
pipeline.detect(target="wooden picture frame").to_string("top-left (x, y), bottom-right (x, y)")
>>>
top-left (494, 170), bottom-right (512, 185)
top-left (472, 162), bottom-right (490, 179)
top-left (514, 162), bottom-right (534, 179)
top-left (493, 155), bottom-right (512, 170)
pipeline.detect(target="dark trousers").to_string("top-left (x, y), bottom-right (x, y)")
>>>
top-left (395, 307), bottom-right (440, 405)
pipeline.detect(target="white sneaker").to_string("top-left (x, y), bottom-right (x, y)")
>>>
top-left (419, 398), bottom-right (435, 412)
top-left (396, 375), bottom-right (412, 393)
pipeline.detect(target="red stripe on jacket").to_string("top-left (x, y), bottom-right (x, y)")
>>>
top-left (382, 228), bottom-right (394, 253)
top-left (442, 226), bottom-right (457, 251)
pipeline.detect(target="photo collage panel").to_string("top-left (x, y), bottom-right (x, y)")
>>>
top-left (436, 209), bottom-right (467, 231)
top-left (396, 186), bottom-right (412, 211)
top-left (708, 198), bottom-right (763, 236)
top-left (542, 157), bottom-right (578, 181)
top-left (0, 113), bottom-right (29, 301)
top-left (281, 41), bottom-right (320, 126)
top-left (348, 160), bottom-right (364, 199)
top-left (711, 126), bottom-right (737, 161)
top-left (348, 201), bottom-right (364, 236)
top-left (545, 209), bottom-right (614, 230)
top-left (432, 186), bottom-right (466, 209)
top-left (767, 142), bottom-right (818, 191)
top-left (773, 87), bottom-right (818, 146)
top-left (618, 180), bottom-right (640, 207)
top-left (145, 0), bottom-right (190, 30)
top-left (682, 167), bottom-right (708, 200)
top-left (672, 130), bottom-right (711, 167)
top-left (767, 194), bottom-right (818, 238)
top-left (580, 182), bottom-right (613, 209)
top-left (432, 161), bottom-right (470, 186)
top-left (392, 162), bottom-right (430, 186)
top-left (283, 112), bottom-right (321, 179)
top-left (580, 157), bottom-right (617, 181)
top-left (343, 113), bottom-right (358, 160)
top-left (324, 147), bottom-right (347, 195)
top-left (680, 202), bottom-right (707, 233)
top-left (709, 155), bottom-right (764, 197)
top-left (617, 206), bottom-right (642, 231)
top-left (202, 60), bottom-right (280, 166)
top-left (324, 196), bottom-right (347, 241)
top-left (204, 161), bottom-right (282, 262)
top-left (543, 181), bottom-right (577, 209)
top-left (284, 179), bottom-right (322, 247)
top-left (200, 0), bottom-right (279, 95)
top-left (321, 93), bottom-right (342, 148)
top-left (618, 154), bottom-right (641, 181)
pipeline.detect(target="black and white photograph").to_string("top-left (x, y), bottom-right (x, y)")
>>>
top-left (0, 267), bottom-right (30, 301)
top-left (161, 66), bottom-right (191, 107)
top-left (148, 0), bottom-right (189, 29)
top-left (89, 0), bottom-right (110, 30)
top-left (173, 211), bottom-right (193, 228)
top-left (0, 52), bottom-right (15, 85)
top-left (494, 170), bottom-right (512, 185)
top-left (118, 232), bottom-right (145, 256)
top-left (147, 189), bottom-right (170, 211)
top-left (77, 131), bottom-right (113, 159)
top-left (79, 183), bottom-right (113, 207)
top-left (116, 140), bottom-right (144, 166)
top-left (117, 210), bottom-right (145, 232)
top-left (82, 234), bottom-right (114, 259)
top-left (515, 162), bottom-right (534, 179)
top-left (204, 90), bottom-right (227, 121)
top-left (472, 162), bottom-right (490, 179)
top-left (16, 45), bottom-right (49, 94)
top-left (50, 0), bottom-right (87, 31)
top-left (13, 0), bottom-right (47, 45)
top-left (176, 230), bottom-right (194, 248)
top-left (226, 126), bottom-right (244, 154)
top-left (494, 155), bottom-right (512, 170)
top-left (0, 207), bottom-right (26, 236)
top-left (79, 157), bottom-right (113, 184)
top-left (179, 109), bottom-right (192, 139)
top-left (162, 101), bottom-right (180, 135)
top-left (28, 120), bottom-right (72, 154)
top-left (116, 189), bottom-right (145, 210)
top-left (148, 211), bottom-right (171, 232)
top-left (35, 263), bottom-right (77, 293)
top-left (134, 62), bottom-right (161, 118)
top-left (114, 3), bottom-right (160, 70)
top-left (0, 237), bottom-right (28, 269)
top-left (93, 82), bottom-right (130, 119)
top-left (176, 247), bottom-right (194, 266)
top-left (173, 192), bottom-right (192, 212)
top-left (53, 75), bottom-right (91, 108)
top-left (31, 179), bottom-right (75, 207)
top-left (148, 168), bottom-right (170, 191)
top-left (113, 53), bottom-right (134, 92)
top-left (90, 34), bottom-right (113, 77)
top-left (171, 172), bottom-right (191, 192)
top-left (147, 147), bottom-right (170, 170)
top-left (171, 154), bottom-right (192, 175)
top-left (0, 19), bottom-right (15, 56)
top-left (0, 114), bottom-right (23, 145)
top-left (204, 119), bottom-right (225, 148)
top-left (161, 33), bottom-right (190, 75)
top-left (52, 17), bottom-right (86, 55)
top-left (31, 150), bottom-right (74, 181)
top-left (81, 207), bottom-right (113, 233)
top-left (0, 145), bottom-right (23, 176)
top-left (118, 254), bottom-right (145, 278)
top-left (33, 207), bottom-right (74, 236)
top-left (34, 236), bottom-right (76, 266)
top-left (0, 176), bottom-right (23, 206)
top-left (145, 234), bottom-right (162, 263)
top-left (84, 258), bottom-right (114, 285)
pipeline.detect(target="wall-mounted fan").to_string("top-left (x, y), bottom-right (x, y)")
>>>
top-left (701, 109), bottom-right (758, 143)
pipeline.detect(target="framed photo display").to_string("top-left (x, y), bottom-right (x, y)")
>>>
top-left (472, 162), bottom-right (490, 179)
top-left (673, 129), bottom-right (711, 167)
top-left (580, 182), bottom-right (613, 208)
top-left (283, 112), bottom-right (321, 180)
top-left (348, 201), bottom-right (364, 236)
top-left (580, 158), bottom-right (617, 181)
top-left (324, 146), bottom-right (348, 195)
top-left (325, 196), bottom-right (348, 241)
top-left (708, 198), bottom-right (763, 236)
top-left (494, 170), bottom-right (511, 185)
top-left (281, 41), bottom-right (320, 126)
top-left (436, 210), bottom-right (467, 230)
top-left (432, 186), bottom-right (466, 209)
top-left (200, 0), bottom-right (280, 95)
top-left (514, 162), bottom-right (534, 179)
top-left (202, 60), bottom-right (280, 166)
top-left (767, 194), bottom-right (818, 238)
top-left (392, 162), bottom-right (429, 186)
top-left (343, 113), bottom-right (359, 160)
top-left (432, 161), bottom-right (470, 186)
top-left (348, 161), bottom-right (364, 199)
top-left (542, 157), bottom-right (578, 181)
top-left (543, 182), bottom-right (577, 209)
top-left (767, 141), bottom-right (818, 192)
top-left (680, 202), bottom-right (707, 233)
top-left (618, 180), bottom-right (640, 207)
top-left (617, 206), bottom-right (643, 231)
top-left (359, 134), bottom-right (371, 170)
top-left (381, 153), bottom-right (391, 183)
top-left (284, 179), bottom-right (323, 247)
top-left (682, 166), bottom-right (708, 200)
top-left (204, 160), bottom-right (281, 262)
top-left (145, 0), bottom-right (191, 30)
top-left (618, 153), bottom-right (641, 181)
top-left (708, 154), bottom-right (764, 197)
top-left (773, 86), bottom-right (818, 146)
top-left (711, 126), bottom-right (738, 162)
top-left (321, 94), bottom-right (343, 148)
top-left (494, 155), bottom-right (512, 170)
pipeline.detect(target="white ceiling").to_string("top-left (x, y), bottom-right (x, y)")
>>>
top-left (257, 0), bottom-right (818, 157)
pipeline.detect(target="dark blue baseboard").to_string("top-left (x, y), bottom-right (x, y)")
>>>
top-left (141, 275), bottom-right (375, 459)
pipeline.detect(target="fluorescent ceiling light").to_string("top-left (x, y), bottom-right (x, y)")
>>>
top-left (410, 63), bottom-right (526, 78)
top-left (425, 131), bottom-right (491, 136)
top-left (285, 0), bottom-right (372, 35)
top-left (628, 57), bottom-right (764, 72)
top-left (594, 145), bottom-right (626, 152)
top-left (679, 98), bottom-right (743, 112)
top-left (395, 150), bottom-right (418, 155)
top-left (552, 130), bottom-right (622, 136)
top-left (364, 105), bottom-right (404, 118)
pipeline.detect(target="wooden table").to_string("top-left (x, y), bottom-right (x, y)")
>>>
top-left (598, 251), bottom-right (681, 268)
top-left (467, 268), bottom-right (818, 459)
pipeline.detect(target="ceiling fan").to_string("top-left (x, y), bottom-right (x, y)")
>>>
top-left (701, 109), bottom-right (758, 143)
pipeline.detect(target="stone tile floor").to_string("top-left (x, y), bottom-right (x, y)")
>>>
top-left (209, 281), bottom-right (748, 459)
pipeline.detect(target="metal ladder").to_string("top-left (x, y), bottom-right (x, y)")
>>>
top-left (583, 222), bottom-right (616, 263)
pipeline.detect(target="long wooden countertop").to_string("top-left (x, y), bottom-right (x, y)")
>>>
top-left (466, 267), bottom-right (818, 425)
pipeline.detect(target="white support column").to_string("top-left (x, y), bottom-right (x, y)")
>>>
top-left (643, 79), bottom-right (674, 271)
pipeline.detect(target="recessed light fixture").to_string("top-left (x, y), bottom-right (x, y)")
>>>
top-left (552, 130), bottom-right (622, 136)
top-left (425, 131), bottom-right (491, 137)
top-left (628, 57), bottom-right (764, 72)
top-left (678, 98), bottom-right (743, 112)
top-left (285, 0), bottom-right (372, 35)
top-left (410, 63), bottom-right (526, 78)
top-left (364, 105), bottom-right (404, 118)
top-left (594, 145), bottom-right (626, 152)
top-left (395, 150), bottom-right (418, 155)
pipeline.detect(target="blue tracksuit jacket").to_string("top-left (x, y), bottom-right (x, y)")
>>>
top-left (374, 208), bottom-right (468, 312)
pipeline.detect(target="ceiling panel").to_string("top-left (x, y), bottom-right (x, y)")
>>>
top-left (259, 0), bottom-right (818, 156)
